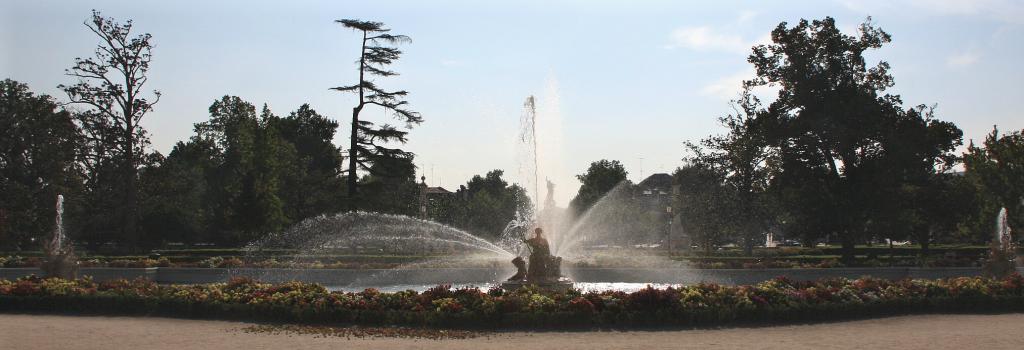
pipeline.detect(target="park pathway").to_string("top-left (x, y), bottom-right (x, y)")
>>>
top-left (1, 313), bottom-right (1023, 349)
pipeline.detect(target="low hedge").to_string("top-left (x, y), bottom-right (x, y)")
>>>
top-left (2, 274), bottom-right (1023, 329)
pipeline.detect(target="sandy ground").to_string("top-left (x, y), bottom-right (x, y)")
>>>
top-left (2, 313), bottom-right (1023, 350)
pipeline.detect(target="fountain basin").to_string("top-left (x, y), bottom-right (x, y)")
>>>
top-left (4, 266), bottom-right (1020, 288)
top-left (500, 277), bottom-right (574, 292)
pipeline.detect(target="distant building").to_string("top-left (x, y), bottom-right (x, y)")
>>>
top-left (424, 186), bottom-right (453, 198)
top-left (419, 176), bottom-right (454, 219)
top-left (636, 173), bottom-right (672, 198)
top-left (631, 173), bottom-right (674, 248)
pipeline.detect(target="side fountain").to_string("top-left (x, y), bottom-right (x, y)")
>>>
top-left (42, 194), bottom-right (77, 279)
top-left (984, 207), bottom-right (1016, 278)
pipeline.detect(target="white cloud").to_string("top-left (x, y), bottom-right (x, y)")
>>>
top-left (440, 59), bottom-right (463, 67)
top-left (736, 10), bottom-right (757, 24)
top-left (908, 0), bottom-right (995, 15)
top-left (946, 52), bottom-right (980, 67)
top-left (667, 26), bottom-right (749, 53)
top-left (925, 0), bottom-right (1024, 24)
top-left (701, 69), bottom-right (754, 100)
top-left (841, 0), bottom-right (1024, 24)
top-left (701, 68), bottom-right (782, 102)
top-left (750, 33), bottom-right (772, 47)
top-left (665, 11), bottom-right (768, 54)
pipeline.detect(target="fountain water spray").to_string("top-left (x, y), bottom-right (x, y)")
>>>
top-left (42, 194), bottom-right (77, 278)
top-left (52, 194), bottom-right (65, 250)
top-left (996, 207), bottom-right (1012, 250)
top-left (237, 90), bottom-right (689, 289)
top-left (522, 96), bottom-right (540, 214)
top-left (505, 93), bottom-right (574, 255)
top-left (242, 211), bottom-right (516, 285)
top-left (499, 96), bottom-right (543, 255)
top-left (984, 207), bottom-right (1017, 277)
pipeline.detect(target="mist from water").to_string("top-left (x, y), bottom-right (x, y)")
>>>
top-left (245, 211), bottom-right (514, 259)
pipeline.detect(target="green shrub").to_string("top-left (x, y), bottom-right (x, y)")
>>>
top-left (1, 274), bottom-right (1023, 329)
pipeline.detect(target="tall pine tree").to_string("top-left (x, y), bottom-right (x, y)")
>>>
top-left (332, 19), bottom-right (422, 205)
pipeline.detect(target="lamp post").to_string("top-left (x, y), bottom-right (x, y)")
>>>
top-left (419, 176), bottom-right (428, 219)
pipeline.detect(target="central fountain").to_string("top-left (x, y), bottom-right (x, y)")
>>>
top-left (501, 227), bottom-right (572, 291)
top-left (236, 94), bottom-right (684, 292)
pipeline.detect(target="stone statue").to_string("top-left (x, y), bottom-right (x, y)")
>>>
top-left (507, 256), bottom-right (527, 281)
top-left (506, 227), bottom-right (563, 283)
top-left (543, 179), bottom-right (556, 210)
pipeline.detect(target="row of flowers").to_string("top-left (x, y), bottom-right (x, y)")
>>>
top-left (2, 275), bottom-right (1023, 328)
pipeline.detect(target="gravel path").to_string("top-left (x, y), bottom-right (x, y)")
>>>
top-left (2, 313), bottom-right (1023, 349)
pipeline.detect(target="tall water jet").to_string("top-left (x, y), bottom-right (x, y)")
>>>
top-left (501, 96), bottom-right (542, 255)
top-left (504, 91), bottom-right (681, 270)
top-left (521, 96), bottom-right (540, 214)
top-left (42, 194), bottom-right (77, 278)
top-left (996, 207), bottom-right (1012, 250)
top-left (506, 93), bottom-right (573, 256)
top-left (53, 194), bottom-right (65, 249)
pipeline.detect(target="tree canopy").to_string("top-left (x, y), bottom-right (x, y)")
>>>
top-left (60, 10), bottom-right (159, 251)
top-left (570, 159), bottom-right (629, 215)
top-left (0, 80), bottom-right (82, 250)
top-left (743, 17), bottom-right (962, 261)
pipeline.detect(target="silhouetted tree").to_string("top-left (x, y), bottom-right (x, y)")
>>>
top-left (195, 96), bottom-right (287, 244)
top-left (674, 164), bottom-right (735, 255)
top-left (359, 155), bottom-right (419, 216)
top-left (60, 10), bottom-right (159, 251)
top-left (333, 19), bottom-right (422, 204)
top-left (866, 105), bottom-right (962, 255)
top-left (686, 89), bottom-right (775, 255)
top-left (449, 170), bottom-right (531, 239)
top-left (964, 127), bottom-right (1024, 242)
top-left (0, 80), bottom-right (83, 250)
top-left (570, 159), bottom-right (629, 215)
top-left (139, 138), bottom-right (218, 246)
top-left (745, 17), bottom-right (960, 262)
top-left (266, 104), bottom-right (347, 220)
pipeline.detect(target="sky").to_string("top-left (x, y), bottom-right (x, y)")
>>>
top-left (3, 0), bottom-right (1023, 205)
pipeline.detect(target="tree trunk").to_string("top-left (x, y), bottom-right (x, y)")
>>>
top-left (123, 131), bottom-right (138, 253)
top-left (347, 106), bottom-right (359, 202)
top-left (743, 235), bottom-right (754, 256)
top-left (919, 226), bottom-right (931, 258)
top-left (840, 231), bottom-right (856, 265)
top-left (346, 31), bottom-right (368, 209)
top-left (124, 165), bottom-right (137, 251)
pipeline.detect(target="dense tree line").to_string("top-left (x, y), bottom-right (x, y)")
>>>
top-left (425, 170), bottom-right (531, 240)
top-left (676, 17), bottom-right (1022, 262)
top-left (0, 80), bottom-right (82, 249)
top-left (2, 12), bottom-right (1022, 256)
top-left (144, 96), bottom-right (351, 247)
top-left (0, 12), bottom-right (426, 251)
top-left (0, 74), bottom-right (537, 249)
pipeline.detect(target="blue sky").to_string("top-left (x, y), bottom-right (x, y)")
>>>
top-left (3, 0), bottom-right (1023, 204)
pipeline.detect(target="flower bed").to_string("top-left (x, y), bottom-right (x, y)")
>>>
top-left (2, 275), bottom-right (1023, 329)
